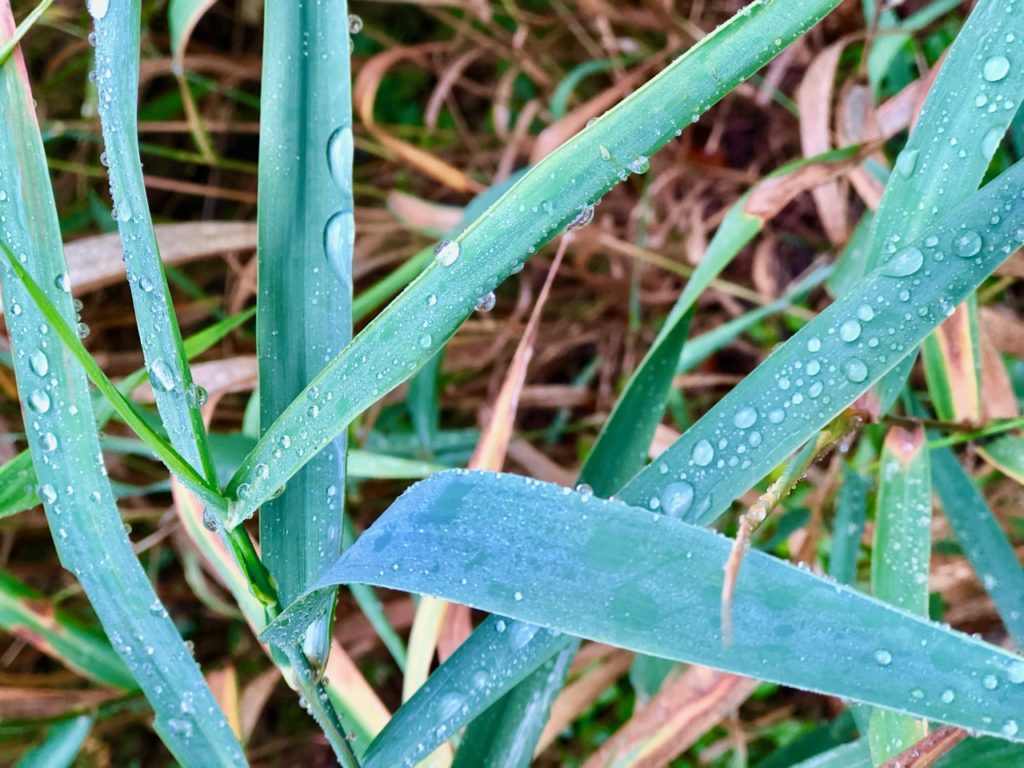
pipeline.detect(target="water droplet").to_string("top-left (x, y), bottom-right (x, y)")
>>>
top-left (768, 409), bottom-right (785, 424)
top-left (76, 321), bottom-right (90, 339)
top-left (843, 358), bottom-right (868, 383)
top-left (575, 483), bottom-right (594, 499)
top-left (324, 211), bottom-right (355, 282)
top-left (733, 406), bottom-right (758, 429)
top-left (807, 337), bottom-right (821, 353)
top-left (628, 155), bottom-right (650, 174)
top-left (237, 483), bottom-right (251, 500)
top-left (434, 240), bottom-right (460, 267)
top-left (255, 463), bottom-right (270, 480)
top-left (348, 14), bottom-right (363, 33)
top-left (185, 383), bottom-right (208, 408)
top-left (1007, 660), bottom-right (1024, 684)
top-left (806, 360), bottom-right (821, 376)
top-left (568, 205), bottom-right (595, 230)
top-left (856, 304), bottom-right (874, 322)
top-left (150, 359), bottom-right (175, 392)
top-left (86, 0), bottom-right (109, 20)
top-left (983, 674), bottom-right (999, 690)
top-left (418, 334), bottom-right (432, 349)
top-left (1003, 719), bottom-right (1020, 738)
top-left (475, 291), bottom-right (496, 312)
top-left (202, 508), bottom-right (219, 531)
top-left (660, 482), bottom-right (694, 518)
top-left (983, 55), bottom-right (1010, 82)
top-left (953, 230), bottom-right (982, 258)
top-left (28, 389), bottom-right (51, 413)
top-left (874, 649), bottom-right (893, 666)
top-left (438, 691), bottom-right (465, 720)
top-left (29, 349), bottom-right (49, 377)
top-left (941, 688), bottom-right (955, 703)
top-left (691, 439), bottom-right (714, 466)
top-left (895, 148), bottom-right (918, 177)
top-left (40, 484), bottom-right (57, 504)
top-left (39, 432), bottom-right (58, 452)
top-left (839, 319), bottom-right (862, 342)
top-left (54, 272), bottom-right (70, 292)
top-left (599, 144), bottom-right (611, 160)
top-left (513, 590), bottom-right (524, 602)
top-left (880, 246), bottom-right (923, 278)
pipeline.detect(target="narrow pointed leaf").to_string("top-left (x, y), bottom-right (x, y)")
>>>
top-left (15, 715), bottom-right (94, 768)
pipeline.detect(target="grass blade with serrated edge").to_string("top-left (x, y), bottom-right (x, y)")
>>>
top-left (868, 425), bottom-right (930, 762)
top-left (931, 444), bottom-right (1024, 646)
top-left (0, 7), bottom-right (245, 762)
top-left (0, 571), bottom-right (136, 690)
top-left (92, 0), bottom-right (218, 489)
top-left (256, 0), bottom-right (354, 678)
top-left (0, 310), bottom-right (254, 519)
top-left (224, 0), bottom-right (847, 523)
top-left (15, 714), bottom-right (93, 768)
top-left (282, 469), bottom-right (1024, 744)
top-left (861, 0), bottom-right (1023, 410)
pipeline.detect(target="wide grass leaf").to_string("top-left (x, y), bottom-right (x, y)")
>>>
top-left (0, 4), bottom-right (244, 762)
top-left (224, 0), bottom-right (847, 521)
top-left (274, 469), bottom-right (1024, 745)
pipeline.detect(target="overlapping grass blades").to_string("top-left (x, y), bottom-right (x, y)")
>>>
top-left (255, 0), bottom-right (354, 672)
top-left (224, 0), bottom-right (847, 521)
top-left (0, 3), bottom-right (244, 762)
top-left (266, 156), bottom-right (1024, 763)
top-left (310, 469), bottom-right (1024, 742)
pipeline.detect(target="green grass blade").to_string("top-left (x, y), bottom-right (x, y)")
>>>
top-left (868, 425), bottom-right (930, 762)
top-left (92, 0), bottom-right (218, 485)
top-left (256, 0), bottom-right (354, 673)
top-left (225, 0), bottom-right (846, 522)
top-left (615, 159), bottom-right (1024, 527)
top-left (0, 310), bottom-right (254, 520)
top-left (0, 7), bottom-right (245, 761)
top-left (861, 0), bottom-right (1023, 406)
top-left (789, 739), bottom-right (872, 768)
top-left (0, 571), bottom-right (136, 690)
top-left (931, 444), bottom-right (1024, 646)
top-left (935, 736), bottom-right (1024, 766)
top-left (281, 469), bottom-right (1024, 744)
top-left (168, 0), bottom-right (216, 70)
top-left (0, 0), bottom-right (53, 68)
top-left (828, 464), bottom-right (871, 586)
top-left (15, 715), bottom-right (93, 768)
top-left (977, 434), bottom-right (1024, 483)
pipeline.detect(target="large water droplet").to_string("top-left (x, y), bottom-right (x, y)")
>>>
top-left (1003, 719), bottom-right (1020, 738)
top-left (880, 246), bottom-right (923, 278)
top-left (843, 358), bottom-right (869, 383)
top-left (475, 291), bottom-right (496, 312)
top-left (434, 240), bottom-right (460, 267)
top-left (29, 349), bottom-right (49, 377)
top-left (40, 484), bottom-right (58, 504)
top-left (953, 230), bottom-right (982, 258)
top-left (660, 481), bottom-right (694, 518)
top-left (691, 439), bottom-right (714, 466)
top-left (628, 155), bottom-right (650, 174)
top-left (324, 211), bottom-right (355, 282)
top-left (839, 319), bottom-right (862, 342)
top-left (418, 334), bottom-right (432, 349)
top-left (86, 0), bottom-right (109, 20)
top-left (874, 649), bottom-right (893, 666)
top-left (348, 14), bottom-right (363, 34)
top-left (895, 148), bottom-right (918, 177)
top-left (39, 432), bottom-right (58, 452)
top-left (28, 389), bottom-right (51, 413)
top-left (940, 688), bottom-right (955, 703)
top-left (733, 407), bottom-right (758, 429)
top-left (983, 55), bottom-right (1010, 82)
top-left (1008, 660), bottom-right (1024, 684)
top-left (150, 359), bottom-right (176, 392)
top-left (807, 336), bottom-right (821, 353)
top-left (568, 205), bottom-right (595, 230)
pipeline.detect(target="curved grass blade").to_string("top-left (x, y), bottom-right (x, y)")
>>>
top-left (285, 469), bottom-right (1024, 744)
top-left (92, 0), bottom-right (218, 488)
top-left (0, 6), bottom-right (245, 761)
top-left (931, 444), bottom-right (1024, 646)
top-left (168, 0), bottom-right (217, 73)
top-left (0, 0), bottom-right (53, 68)
top-left (868, 425), bottom-right (930, 762)
top-left (0, 572), bottom-right (136, 690)
top-left (255, 0), bottom-right (354, 674)
top-left (15, 715), bottom-right (93, 768)
top-left (225, 0), bottom-right (847, 522)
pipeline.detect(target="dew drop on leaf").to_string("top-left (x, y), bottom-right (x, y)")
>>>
top-left (954, 230), bottom-right (982, 258)
top-left (983, 55), bottom-right (1010, 82)
top-left (880, 246), bottom-right (924, 278)
top-left (691, 439), bottom-right (714, 466)
top-left (434, 240), bottom-right (460, 267)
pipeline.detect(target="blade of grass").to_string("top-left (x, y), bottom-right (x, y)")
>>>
top-left (930, 444), bottom-right (1024, 646)
top-left (828, 463), bottom-right (871, 586)
top-left (92, 0), bottom-right (218, 490)
top-left (0, 0), bottom-right (53, 68)
top-left (255, 0), bottom-right (355, 681)
top-left (868, 424), bottom-right (930, 763)
top-left (0, 5), bottom-right (245, 761)
top-left (225, 0), bottom-right (848, 522)
top-left (14, 715), bottom-right (93, 768)
top-left (288, 469), bottom-right (1024, 745)
top-left (0, 571), bottom-right (136, 690)
top-left (860, 0), bottom-right (1023, 410)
